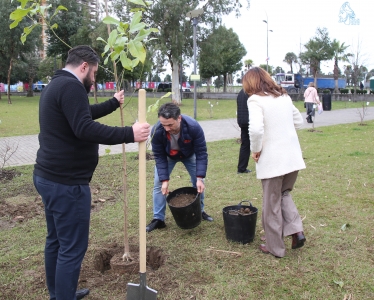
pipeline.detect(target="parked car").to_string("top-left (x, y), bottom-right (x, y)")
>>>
top-left (33, 83), bottom-right (48, 92)
top-left (157, 82), bottom-right (191, 92)
top-left (157, 82), bottom-right (171, 92)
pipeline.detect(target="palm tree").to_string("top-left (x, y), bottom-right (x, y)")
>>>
top-left (244, 59), bottom-right (253, 71)
top-left (283, 52), bottom-right (297, 73)
top-left (331, 39), bottom-right (351, 93)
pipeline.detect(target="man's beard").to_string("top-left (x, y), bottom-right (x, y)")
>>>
top-left (83, 70), bottom-right (92, 94)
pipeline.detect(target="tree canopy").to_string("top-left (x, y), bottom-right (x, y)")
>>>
top-left (199, 25), bottom-right (246, 92)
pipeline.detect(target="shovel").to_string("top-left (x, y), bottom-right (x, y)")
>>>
top-left (127, 89), bottom-right (157, 300)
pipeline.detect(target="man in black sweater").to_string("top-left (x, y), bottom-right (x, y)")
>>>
top-left (33, 45), bottom-right (150, 300)
top-left (236, 89), bottom-right (251, 174)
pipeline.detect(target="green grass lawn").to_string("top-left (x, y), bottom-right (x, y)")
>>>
top-left (1, 120), bottom-right (373, 299)
top-left (0, 94), bottom-right (365, 137)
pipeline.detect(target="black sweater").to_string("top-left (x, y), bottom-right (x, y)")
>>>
top-left (34, 70), bottom-right (134, 185)
top-left (236, 89), bottom-right (249, 127)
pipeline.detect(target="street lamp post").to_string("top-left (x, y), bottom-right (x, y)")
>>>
top-left (187, 8), bottom-right (203, 119)
top-left (262, 17), bottom-right (273, 73)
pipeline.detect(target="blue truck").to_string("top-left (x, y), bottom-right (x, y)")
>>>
top-left (274, 73), bottom-right (346, 93)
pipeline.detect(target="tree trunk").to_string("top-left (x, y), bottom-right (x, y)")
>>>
top-left (206, 78), bottom-right (211, 93)
top-left (223, 73), bottom-right (227, 93)
top-left (7, 58), bottom-right (13, 104)
top-left (27, 77), bottom-right (34, 97)
top-left (171, 57), bottom-right (181, 104)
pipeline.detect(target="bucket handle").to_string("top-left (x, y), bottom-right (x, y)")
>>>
top-left (238, 200), bottom-right (253, 207)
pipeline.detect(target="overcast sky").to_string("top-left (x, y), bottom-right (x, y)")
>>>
top-left (221, 0), bottom-right (372, 75)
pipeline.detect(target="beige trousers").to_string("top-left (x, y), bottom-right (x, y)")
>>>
top-left (261, 171), bottom-right (303, 257)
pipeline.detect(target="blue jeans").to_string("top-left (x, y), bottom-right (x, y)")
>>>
top-left (153, 154), bottom-right (205, 220)
top-left (33, 175), bottom-right (91, 300)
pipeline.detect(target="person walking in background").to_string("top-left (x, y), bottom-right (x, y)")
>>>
top-left (236, 89), bottom-right (251, 174)
top-left (243, 67), bottom-right (306, 258)
top-left (303, 82), bottom-right (321, 123)
top-left (360, 81), bottom-right (364, 91)
top-left (146, 103), bottom-right (213, 232)
top-left (33, 45), bottom-right (150, 300)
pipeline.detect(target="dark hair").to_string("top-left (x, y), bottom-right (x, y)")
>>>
top-left (65, 45), bottom-right (100, 67)
top-left (242, 67), bottom-right (287, 97)
top-left (158, 103), bottom-right (180, 120)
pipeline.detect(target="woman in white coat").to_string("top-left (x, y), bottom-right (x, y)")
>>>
top-left (242, 67), bottom-right (306, 258)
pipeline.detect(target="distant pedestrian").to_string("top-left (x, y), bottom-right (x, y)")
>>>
top-left (243, 67), bottom-right (306, 258)
top-left (236, 89), bottom-right (251, 174)
top-left (303, 82), bottom-right (321, 123)
top-left (360, 82), bottom-right (364, 91)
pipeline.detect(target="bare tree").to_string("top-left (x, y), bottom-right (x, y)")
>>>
top-left (0, 142), bottom-right (19, 172)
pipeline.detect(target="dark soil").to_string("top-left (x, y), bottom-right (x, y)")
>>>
top-left (0, 169), bottom-right (20, 182)
top-left (168, 193), bottom-right (196, 207)
top-left (228, 207), bottom-right (255, 215)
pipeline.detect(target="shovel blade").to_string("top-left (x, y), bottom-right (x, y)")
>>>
top-left (127, 283), bottom-right (157, 300)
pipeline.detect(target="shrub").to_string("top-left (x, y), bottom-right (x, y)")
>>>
top-left (340, 88), bottom-right (349, 94)
top-left (165, 88), bottom-right (171, 93)
top-left (370, 90), bottom-right (374, 94)
top-left (322, 89), bottom-right (331, 94)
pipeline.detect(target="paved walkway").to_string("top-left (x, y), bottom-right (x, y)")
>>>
top-left (1, 107), bottom-right (373, 167)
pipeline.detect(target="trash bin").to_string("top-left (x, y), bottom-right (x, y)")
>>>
top-left (322, 94), bottom-right (331, 111)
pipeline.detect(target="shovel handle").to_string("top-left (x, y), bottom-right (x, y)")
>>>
top-left (138, 89), bottom-right (147, 273)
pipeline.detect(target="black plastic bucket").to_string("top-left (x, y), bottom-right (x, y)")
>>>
top-left (222, 201), bottom-right (258, 244)
top-left (166, 187), bottom-right (201, 229)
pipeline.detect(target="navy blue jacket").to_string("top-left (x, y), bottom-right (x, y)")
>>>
top-left (151, 114), bottom-right (208, 182)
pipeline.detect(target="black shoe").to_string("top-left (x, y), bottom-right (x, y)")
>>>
top-left (76, 289), bottom-right (90, 300)
top-left (306, 116), bottom-right (313, 123)
top-left (146, 219), bottom-right (166, 232)
top-left (202, 211), bottom-right (213, 222)
top-left (291, 231), bottom-right (306, 249)
top-left (237, 169), bottom-right (252, 174)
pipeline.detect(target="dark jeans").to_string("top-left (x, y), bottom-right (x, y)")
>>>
top-left (305, 102), bottom-right (315, 117)
top-left (238, 125), bottom-right (251, 172)
top-left (33, 175), bottom-right (91, 300)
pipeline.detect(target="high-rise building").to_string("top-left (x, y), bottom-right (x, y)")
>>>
top-left (39, 0), bottom-right (99, 59)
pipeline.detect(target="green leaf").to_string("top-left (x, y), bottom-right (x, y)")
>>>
top-left (130, 11), bottom-right (142, 31)
top-left (104, 56), bottom-right (109, 65)
top-left (120, 52), bottom-right (132, 71)
top-left (160, 92), bottom-right (172, 99)
top-left (341, 223), bottom-right (350, 231)
top-left (20, 34), bottom-right (27, 44)
top-left (103, 16), bottom-right (120, 26)
top-left (50, 23), bottom-right (58, 30)
top-left (51, 5), bottom-right (68, 20)
top-left (96, 37), bottom-right (107, 44)
top-left (9, 20), bottom-right (20, 29)
top-left (147, 99), bottom-right (160, 113)
top-left (18, 0), bottom-right (29, 9)
top-left (131, 58), bottom-right (140, 68)
top-left (128, 0), bottom-right (147, 6)
top-left (108, 30), bottom-right (118, 47)
top-left (129, 22), bottom-right (146, 33)
top-left (333, 279), bottom-right (344, 288)
top-left (105, 148), bottom-right (111, 155)
top-left (128, 40), bottom-right (146, 63)
top-left (9, 8), bottom-right (31, 21)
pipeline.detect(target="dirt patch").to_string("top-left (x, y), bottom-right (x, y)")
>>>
top-left (93, 243), bottom-right (165, 275)
top-left (0, 195), bottom-right (44, 228)
top-left (0, 169), bottom-right (21, 182)
top-left (133, 152), bottom-right (155, 160)
top-left (307, 129), bottom-right (323, 133)
top-left (168, 193), bottom-right (196, 207)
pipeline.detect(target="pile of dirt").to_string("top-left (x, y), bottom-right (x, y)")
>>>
top-left (168, 193), bottom-right (196, 207)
